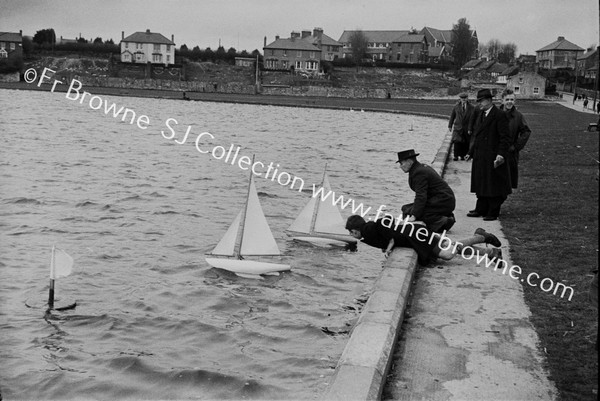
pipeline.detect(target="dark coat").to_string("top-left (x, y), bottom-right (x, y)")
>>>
top-left (448, 101), bottom-right (475, 143)
top-left (468, 105), bottom-right (512, 197)
top-left (403, 161), bottom-right (455, 222)
top-left (360, 219), bottom-right (437, 266)
top-left (502, 105), bottom-right (531, 188)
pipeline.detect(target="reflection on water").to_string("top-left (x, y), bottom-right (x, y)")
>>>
top-left (0, 89), bottom-right (446, 399)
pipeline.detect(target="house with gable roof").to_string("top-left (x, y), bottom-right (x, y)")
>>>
top-left (338, 30), bottom-right (408, 61)
top-left (420, 26), bottom-right (478, 63)
top-left (536, 36), bottom-right (584, 70)
top-left (389, 32), bottom-right (428, 63)
top-left (576, 48), bottom-right (598, 82)
top-left (263, 31), bottom-right (322, 71)
top-left (120, 29), bottom-right (175, 66)
top-left (0, 31), bottom-right (23, 61)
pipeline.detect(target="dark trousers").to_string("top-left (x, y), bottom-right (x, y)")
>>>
top-left (453, 141), bottom-right (468, 159)
top-left (475, 196), bottom-right (507, 218)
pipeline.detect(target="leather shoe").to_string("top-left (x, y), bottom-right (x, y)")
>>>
top-left (483, 216), bottom-right (497, 221)
top-left (467, 211), bottom-right (482, 217)
top-left (474, 228), bottom-right (502, 247)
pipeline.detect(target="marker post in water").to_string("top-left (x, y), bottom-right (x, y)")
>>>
top-left (48, 246), bottom-right (75, 310)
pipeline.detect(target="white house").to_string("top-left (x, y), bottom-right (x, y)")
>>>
top-left (120, 29), bottom-right (175, 66)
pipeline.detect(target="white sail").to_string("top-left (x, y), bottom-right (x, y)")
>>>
top-left (239, 177), bottom-right (281, 256)
top-left (210, 174), bottom-right (280, 257)
top-left (287, 195), bottom-right (317, 233)
top-left (210, 210), bottom-right (243, 256)
top-left (287, 172), bottom-right (347, 236)
top-left (312, 174), bottom-right (348, 235)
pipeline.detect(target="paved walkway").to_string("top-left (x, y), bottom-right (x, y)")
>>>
top-left (383, 158), bottom-right (557, 400)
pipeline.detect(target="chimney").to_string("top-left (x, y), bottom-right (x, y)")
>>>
top-left (302, 30), bottom-right (311, 39)
top-left (122, 31), bottom-right (124, 40)
top-left (557, 36), bottom-right (564, 41)
top-left (171, 34), bottom-right (174, 42)
top-left (146, 29), bottom-right (151, 34)
top-left (290, 31), bottom-right (300, 41)
top-left (264, 36), bottom-right (267, 48)
top-left (313, 28), bottom-right (323, 39)
top-left (275, 35), bottom-right (280, 40)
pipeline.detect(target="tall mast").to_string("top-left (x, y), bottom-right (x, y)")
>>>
top-left (233, 155), bottom-right (255, 258)
top-left (309, 163), bottom-right (327, 233)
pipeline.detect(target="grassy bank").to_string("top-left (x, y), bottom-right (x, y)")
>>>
top-left (500, 102), bottom-right (598, 400)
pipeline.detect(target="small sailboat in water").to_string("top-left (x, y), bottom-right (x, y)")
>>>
top-left (205, 157), bottom-right (290, 278)
top-left (286, 166), bottom-right (357, 247)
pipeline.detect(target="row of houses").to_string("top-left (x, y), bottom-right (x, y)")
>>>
top-left (262, 26), bottom-right (475, 72)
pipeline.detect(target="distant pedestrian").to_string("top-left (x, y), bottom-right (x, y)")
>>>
top-left (396, 149), bottom-right (456, 233)
top-left (500, 89), bottom-right (531, 189)
top-left (584, 97), bottom-right (589, 110)
top-left (465, 89), bottom-right (511, 221)
top-left (448, 92), bottom-right (474, 160)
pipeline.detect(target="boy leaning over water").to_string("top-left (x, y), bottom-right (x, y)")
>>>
top-left (345, 215), bottom-right (503, 266)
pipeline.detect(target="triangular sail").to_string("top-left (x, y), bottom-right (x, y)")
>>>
top-left (313, 174), bottom-right (348, 235)
top-left (287, 170), bottom-right (347, 236)
top-left (210, 210), bottom-right (242, 256)
top-left (239, 176), bottom-right (281, 256)
top-left (210, 171), bottom-right (280, 257)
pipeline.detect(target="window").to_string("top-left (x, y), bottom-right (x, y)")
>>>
top-left (153, 54), bottom-right (162, 63)
top-left (153, 44), bottom-right (160, 52)
top-left (281, 60), bottom-right (288, 69)
top-left (310, 51), bottom-right (315, 58)
top-left (167, 45), bottom-right (171, 52)
top-left (306, 61), bottom-right (318, 70)
top-left (125, 42), bottom-right (129, 49)
top-left (296, 50), bottom-right (302, 58)
top-left (519, 77), bottom-right (524, 83)
top-left (295, 60), bottom-right (302, 69)
top-left (514, 86), bottom-right (520, 94)
top-left (533, 87), bottom-right (539, 94)
top-left (167, 55), bottom-right (171, 64)
top-left (0, 42), bottom-right (4, 49)
top-left (10, 43), bottom-right (15, 50)
top-left (0, 49), bottom-right (7, 58)
top-left (283, 50), bottom-right (287, 56)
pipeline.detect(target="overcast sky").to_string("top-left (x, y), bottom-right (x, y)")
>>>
top-left (1, 0), bottom-right (598, 55)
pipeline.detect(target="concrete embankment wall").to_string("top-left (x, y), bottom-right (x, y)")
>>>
top-left (322, 129), bottom-right (452, 400)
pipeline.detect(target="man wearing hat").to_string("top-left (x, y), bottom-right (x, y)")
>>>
top-left (465, 88), bottom-right (511, 221)
top-left (397, 149), bottom-right (456, 233)
top-left (448, 92), bottom-right (474, 160)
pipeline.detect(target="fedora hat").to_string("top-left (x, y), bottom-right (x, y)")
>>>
top-left (476, 88), bottom-right (493, 101)
top-left (396, 149), bottom-right (420, 163)
top-left (459, 92), bottom-right (468, 99)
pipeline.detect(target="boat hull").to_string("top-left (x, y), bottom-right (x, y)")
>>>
top-left (287, 231), bottom-right (357, 248)
top-left (291, 236), bottom-right (351, 248)
top-left (205, 257), bottom-right (291, 275)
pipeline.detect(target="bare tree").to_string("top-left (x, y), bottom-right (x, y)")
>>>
top-left (498, 43), bottom-right (517, 64)
top-left (486, 39), bottom-right (502, 60)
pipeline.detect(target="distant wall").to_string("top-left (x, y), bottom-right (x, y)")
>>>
top-left (0, 72), bottom-right (20, 82)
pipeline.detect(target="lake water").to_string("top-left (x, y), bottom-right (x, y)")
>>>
top-left (0, 88), bottom-right (446, 400)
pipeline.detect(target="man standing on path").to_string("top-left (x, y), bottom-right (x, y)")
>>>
top-left (465, 89), bottom-right (511, 221)
top-left (448, 92), bottom-right (474, 160)
top-left (397, 149), bottom-right (456, 233)
top-left (500, 89), bottom-right (531, 189)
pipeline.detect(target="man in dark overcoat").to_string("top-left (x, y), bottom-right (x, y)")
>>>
top-left (397, 149), bottom-right (456, 233)
top-left (465, 89), bottom-right (511, 221)
top-left (500, 89), bottom-right (531, 188)
top-left (448, 92), bottom-right (475, 160)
